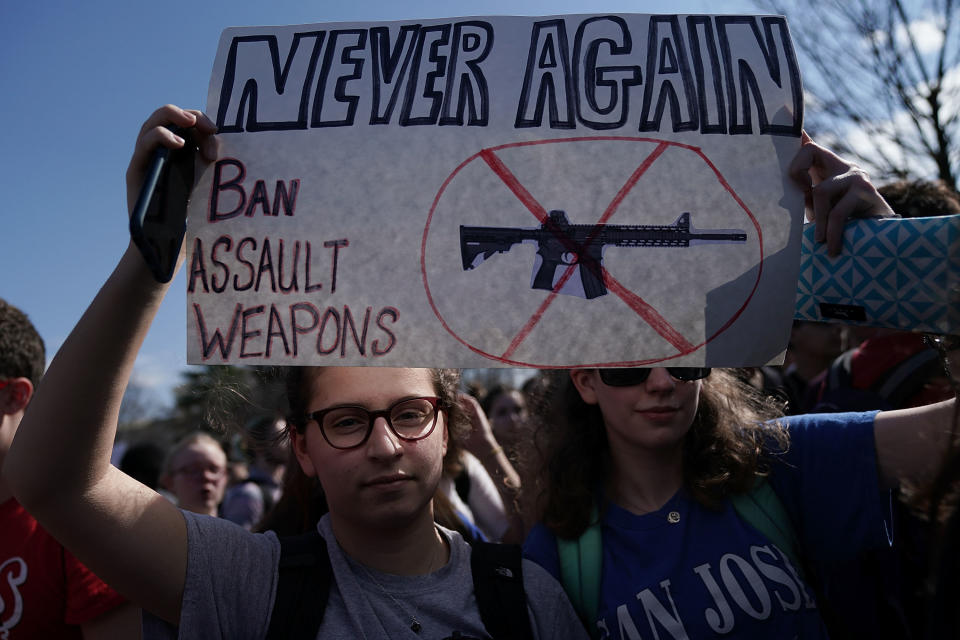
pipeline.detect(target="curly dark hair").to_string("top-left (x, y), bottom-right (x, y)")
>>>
top-left (0, 298), bottom-right (45, 388)
top-left (877, 179), bottom-right (960, 219)
top-left (259, 367), bottom-right (469, 535)
top-left (537, 369), bottom-right (787, 539)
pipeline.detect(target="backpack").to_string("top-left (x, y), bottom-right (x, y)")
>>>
top-left (814, 346), bottom-right (944, 412)
top-left (266, 530), bottom-right (534, 640)
top-left (556, 479), bottom-right (801, 633)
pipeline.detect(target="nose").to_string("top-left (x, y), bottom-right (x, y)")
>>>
top-left (644, 368), bottom-right (676, 392)
top-left (365, 416), bottom-right (403, 458)
top-left (201, 468), bottom-right (223, 486)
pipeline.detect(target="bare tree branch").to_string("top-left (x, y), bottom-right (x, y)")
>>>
top-left (759, 0), bottom-right (959, 189)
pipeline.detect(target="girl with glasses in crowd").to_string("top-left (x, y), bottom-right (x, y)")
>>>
top-left (2, 105), bottom-right (587, 640)
top-left (523, 141), bottom-right (958, 639)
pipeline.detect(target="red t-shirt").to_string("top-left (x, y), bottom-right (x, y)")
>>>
top-left (0, 497), bottom-right (127, 638)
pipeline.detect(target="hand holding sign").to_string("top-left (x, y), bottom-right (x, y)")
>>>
top-left (126, 106), bottom-right (218, 280)
top-left (788, 131), bottom-right (896, 256)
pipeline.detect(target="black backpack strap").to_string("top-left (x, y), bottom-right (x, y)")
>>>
top-left (266, 530), bottom-right (331, 640)
top-left (826, 349), bottom-right (855, 392)
top-left (470, 542), bottom-right (534, 640)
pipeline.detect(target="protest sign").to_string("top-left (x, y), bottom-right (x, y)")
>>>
top-left (186, 14), bottom-right (805, 367)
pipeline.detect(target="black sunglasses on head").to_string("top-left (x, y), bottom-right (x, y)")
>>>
top-left (597, 367), bottom-right (711, 386)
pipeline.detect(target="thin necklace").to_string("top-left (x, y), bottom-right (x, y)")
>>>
top-left (357, 533), bottom-right (446, 634)
top-left (360, 564), bottom-right (423, 633)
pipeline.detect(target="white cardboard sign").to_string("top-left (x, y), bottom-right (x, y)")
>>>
top-left (186, 14), bottom-right (805, 367)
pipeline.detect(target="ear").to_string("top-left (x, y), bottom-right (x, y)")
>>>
top-left (569, 369), bottom-right (599, 405)
top-left (290, 428), bottom-right (318, 478)
top-left (0, 378), bottom-right (33, 415)
top-left (440, 416), bottom-right (448, 457)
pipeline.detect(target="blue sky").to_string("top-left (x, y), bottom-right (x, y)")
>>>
top-left (1, 0), bottom-right (760, 409)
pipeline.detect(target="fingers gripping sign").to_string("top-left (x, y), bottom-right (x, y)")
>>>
top-left (788, 131), bottom-right (895, 256)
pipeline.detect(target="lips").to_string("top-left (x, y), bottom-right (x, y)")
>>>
top-left (636, 406), bottom-right (680, 420)
top-left (363, 473), bottom-right (413, 488)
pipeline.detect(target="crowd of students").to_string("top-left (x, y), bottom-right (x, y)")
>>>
top-left (0, 103), bottom-right (957, 639)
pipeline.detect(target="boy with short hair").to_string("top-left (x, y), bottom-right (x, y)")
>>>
top-left (0, 297), bottom-right (141, 639)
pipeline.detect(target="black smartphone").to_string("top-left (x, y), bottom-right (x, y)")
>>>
top-left (129, 126), bottom-right (197, 283)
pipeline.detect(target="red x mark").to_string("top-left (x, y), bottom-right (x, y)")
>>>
top-left (478, 143), bottom-right (697, 359)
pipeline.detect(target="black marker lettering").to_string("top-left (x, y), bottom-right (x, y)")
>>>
top-left (372, 307), bottom-right (399, 356)
top-left (369, 25), bottom-right (422, 125)
top-left (639, 15), bottom-right (698, 132)
top-left (317, 307), bottom-right (341, 355)
top-left (401, 24), bottom-right (451, 125)
top-left (254, 238), bottom-right (277, 292)
top-left (516, 19), bottom-right (575, 129)
top-left (233, 237), bottom-right (256, 291)
top-left (210, 236), bottom-right (232, 293)
top-left (290, 302), bottom-right (320, 357)
top-left (341, 306), bottom-right (371, 357)
top-left (265, 304), bottom-right (291, 357)
top-left (323, 238), bottom-right (349, 293)
top-left (439, 21), bottom-right (492, 126)
top-left (278, 240), bottom-right (300, 293)
top-left (239, 305), bottom-right (265, 358)
top-left (313, 29), bottom-right (367, 127)
top-left (574, 16), bottom-right (641, 130)
top-left (304, 242), bottom-right (323, 293)
top-left (194, 303), bottom-right (242, 360)
top-left (209, 159), bottom-right (246, 222)
top-left (215, 32), bottom-right (326, 132)
top-left (187, 238), bottom-right (209, 293)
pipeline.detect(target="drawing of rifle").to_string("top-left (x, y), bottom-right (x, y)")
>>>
top-left (460, 211), bottom-right (747, 299)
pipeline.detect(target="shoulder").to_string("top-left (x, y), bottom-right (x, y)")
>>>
top-left (762, 412), bottom-right (891, 564)
top-left (772, 410), bottom-right (880, 456)
top-left (520, 557), bottom-right (590, 639)
top-left (177, 510), bottom-right (281, 637)
top-left (183, 510), bottom-right (281, 581)
top-left (522, 523), bottom-right (561, 580)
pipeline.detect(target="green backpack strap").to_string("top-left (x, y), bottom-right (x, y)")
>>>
top-left (557, 484), bottom-right (800, 637)
top-left (557, 505), bottom-right (602, 635)
top-left (731, 478), bottom-right (803, 576)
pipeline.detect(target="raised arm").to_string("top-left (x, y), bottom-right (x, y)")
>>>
top-left (3, 105), bottom-right (217, 624)
top-left (874, 397), bottom-right (957, 489)
top-left (459, 393), bottom-right (526, 543)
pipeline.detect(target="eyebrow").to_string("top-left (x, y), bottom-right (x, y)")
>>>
top-left (308, 394), bottom-right (433, 413)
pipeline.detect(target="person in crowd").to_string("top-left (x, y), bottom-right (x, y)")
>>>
top-left (159, 432), bottom-right (228, 517)
top-left (523, 139), bottom-right (957, 638)
top-left (754, 320), bottom-right (847, 414)
top-left (221, 414), bottom-right (289, 530)
top-left (919, 334), bottom-right (960, 638)
top-left (0, 298), bottom-right (141, 638)
top-left (482, 384), bottom-right (530, 456)
top-left (3, 105), bottom-right (587, 639)
top-left (439, 393), bottom-right (524, 543)
top-left (801, 179), bottom-right (960, 639)
top-left (119, 441), bottom-right (166, 490)
top-left (812, 179), bottom-right (960, 414)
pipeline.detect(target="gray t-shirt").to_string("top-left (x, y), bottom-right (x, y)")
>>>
top-left (144, 511), bottom-right (588, 640)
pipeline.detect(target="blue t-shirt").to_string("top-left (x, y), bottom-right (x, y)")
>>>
top-left (524, 411), bottom-right (889, 639)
